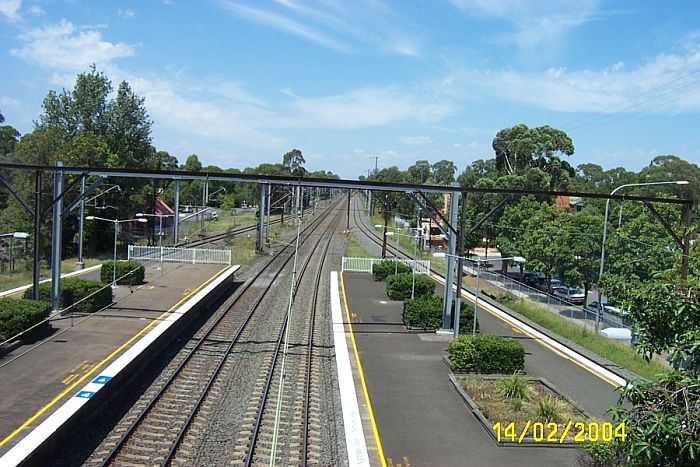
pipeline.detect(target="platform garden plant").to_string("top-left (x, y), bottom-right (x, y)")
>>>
top-left (403, 294), bottom-right (478, 333)
top-left (101, 260), bottom-right (145, 285)
top-left (371, 260), bottom-right (411, 281)
top-left (386, 273), bottom-right (435, 300)
top-left (0, 297), bottom-right (51, 342)
top-left (24, 278), bottom-right (113, 313)
top-left (448, 334), bottom-right (524, 374)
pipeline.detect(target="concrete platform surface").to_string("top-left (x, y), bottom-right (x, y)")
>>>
top-left (0, 262), bottom-right (229, 456)
top-left (341, 272), bottom-right (609, 467)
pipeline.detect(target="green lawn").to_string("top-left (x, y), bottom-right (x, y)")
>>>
top-left (0, 257), bottom-right (105, 293)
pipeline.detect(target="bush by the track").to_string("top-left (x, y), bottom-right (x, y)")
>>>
top-left (0, 297), bottom-right (51, 342)
top-left (372, 260), bottom-right (411, 281)
top-left (24, 278), bottom-right (113, 313)
top-left (101, 260), bottom-right (145, 285)
top-left (448, 334), bottom-right (525, 373)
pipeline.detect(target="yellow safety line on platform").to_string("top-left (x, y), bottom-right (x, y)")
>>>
top-left (0, 265), bottom-right (230, 448)
top-left (448, 280), bottom-right (622, 388)
top-left (339, 272), bottom-right (387, 467)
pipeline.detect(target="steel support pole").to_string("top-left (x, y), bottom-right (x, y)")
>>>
top-left (32, 171), bottom-right (41, 301)
top-left (50, 162), bottom-right (63, 311)
top-left (173, 179), bottom-right (180, 243)
top-left (257, 184), bottom-right (266, 251)
top-left (346, 189), bottom-right (351, 230)
top-left (441, 184), bottom-right (460, 331)
top-left (77, 175), bottom-right (85, 268)
top-left (454, 193), bottom-right (467, 338)
top-left (266, 183), bottom-right (271, 242)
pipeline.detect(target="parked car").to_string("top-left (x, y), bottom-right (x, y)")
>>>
top-left (535, 278), bottom-right (562, 294)
top-left (553, 286), bottom-right (586, 304)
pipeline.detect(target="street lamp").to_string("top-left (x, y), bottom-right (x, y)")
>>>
top-left (385, 230), bottom-right (421, 298)
top-left (0, 232), bottom-right (29, 273)
top-left (86, 216), bottom-right (148, 287)
top-left (434, 252), bottom-right (525, 337)
top-left (136, 212), bottom-right (174, 270)
top-left (595, 180), bottom-right (689, 332)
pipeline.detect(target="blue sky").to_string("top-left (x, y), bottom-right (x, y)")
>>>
top-left (1, 0), bottom-right (699, 179)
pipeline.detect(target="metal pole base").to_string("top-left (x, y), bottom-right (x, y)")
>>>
top-left (435, 328), bottom-right (454, 336)
top-left (75, 261), bottom-right (84, 270)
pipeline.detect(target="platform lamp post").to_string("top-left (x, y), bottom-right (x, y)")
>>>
top-left (596, 180), bottom-right (689, 332)
top-left (86, 216), bottom-right (148, 287)
top-left (136, 212), bottom-right (174, 270)
top-left (434, 252), bottom-right (525, 337)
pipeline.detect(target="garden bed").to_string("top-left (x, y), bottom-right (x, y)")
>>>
top-left (450, 373), bottom-right (593, 447)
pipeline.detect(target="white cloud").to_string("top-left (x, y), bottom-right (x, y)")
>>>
top-left (1, 96), bottom-right (21, 108)
top-left (29, 5), bottom-right (44, 15)
top-left (118, 8), bottom-right (135, 19)
top-left (448, 0), bottom-right (602, 48)
top-left (0, 0), bottom-right (21, 21)
top-left (401, 135), bottom-right (432, 145)
top-left (11, 20), bottom-right (135, 71)
top-left (282, 87), bottom-right (452, 129)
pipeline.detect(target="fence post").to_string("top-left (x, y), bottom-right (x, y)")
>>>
top-left (192, 248), bottom-right (196, 264)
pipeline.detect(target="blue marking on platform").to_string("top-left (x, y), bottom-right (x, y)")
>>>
top-left (92, 375), bottom-right (112, 384)
top-left (75, 391), bottom-right (95, 399)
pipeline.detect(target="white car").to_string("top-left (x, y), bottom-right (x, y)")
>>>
top-left (553, 287), bottom-right (586, 304)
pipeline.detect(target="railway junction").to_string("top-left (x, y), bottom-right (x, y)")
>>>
top-left (0, 163), bottom-right (693, 466)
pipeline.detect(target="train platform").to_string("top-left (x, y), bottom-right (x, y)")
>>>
top-left (338, 271), bottom-right (623, 467)
top-left (0, 262), bottom-right (232, 458)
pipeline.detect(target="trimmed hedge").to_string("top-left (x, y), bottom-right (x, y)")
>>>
top-left (0, 297), bottom-right (51, 342)
top-left (403, 294), bottom-right (478, 333)
top-left (448, 334), bottom-right (525, 373)
top-left (24, 278), bottom-right (112, 313)
top-left (101, 260), bottom-right (145, 285)
top-left (372, 260), bottom-right (411, 281)
top-left (386, 273), bottom-right (435, 300)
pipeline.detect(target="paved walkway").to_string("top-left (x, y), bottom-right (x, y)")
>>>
top-left (341, 272), bottom-right (619, 466)
top-left (0, 262), bottom-right (228, 456)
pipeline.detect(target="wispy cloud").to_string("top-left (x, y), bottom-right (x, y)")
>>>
top-left (0, 0), bottom-right (21, 21)
top-left (448, 0), bottom-right (602, 48)
top-left (219, 0), bottom-right (422, 57)
top-left (401, 135), bottom-right (432, 145)
top-left (442, 37), bottom-right (700, 116)
top-left (11, 20), bottom-right (135, 71)
top-left (118, 8), bottom-right (135, 19)
top-left (29, 5), bottom-right (44, 15)
top-left (219, 1), bottom-right (350, 52)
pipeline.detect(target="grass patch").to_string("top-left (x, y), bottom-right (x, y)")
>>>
top-left (345, 234), bottom-right (374, 257)
top-left (501, 297), bottom-right (668, 381)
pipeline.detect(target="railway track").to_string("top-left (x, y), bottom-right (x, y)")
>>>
top-left (88, 198), bottom-right (344, 466)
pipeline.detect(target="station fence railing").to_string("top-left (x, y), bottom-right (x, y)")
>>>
top-left (128, 245), bottom-right (232, 265)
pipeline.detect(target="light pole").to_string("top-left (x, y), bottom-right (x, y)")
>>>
top-left (384, 230), bottom-right (421, 298)
top-left (86, 216), bottom-right (148, 287)
top-left (596, 180), bottom-right (689, 332)
top-left (137, 212), bottom-right (174, 270)
top-left (434, 252), bottom-right (525, 337)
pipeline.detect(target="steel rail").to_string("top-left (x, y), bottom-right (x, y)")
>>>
top-left (98, 198), bottom-right (342, 466)
top-left (243, 204), bottom-right (340, 466)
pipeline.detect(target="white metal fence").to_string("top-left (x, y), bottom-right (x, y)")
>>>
top-left (128, 245), bottom-right (232, 265)
top-left (341, 257), bottom-right (431, 275)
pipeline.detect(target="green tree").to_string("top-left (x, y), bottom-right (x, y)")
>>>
top-left (283, 148), bottom-right (306, 176)
top-left (492, 124), bottom-right (574, 189)
top-left (430, 159), bottom-right (456, 185)
top-left (407, 159), bottom-right (431, 184)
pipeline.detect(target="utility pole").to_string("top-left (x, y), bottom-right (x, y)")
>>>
top-left (369, 156), bottom-right (379, 176)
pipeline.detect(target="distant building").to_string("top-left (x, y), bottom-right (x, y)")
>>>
top-left (555, 195), bottom-right (585, 211)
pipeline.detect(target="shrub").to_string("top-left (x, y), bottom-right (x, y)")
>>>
top-left (0, 297), bottom-right (51, 342)
top-left (386, 273), bottom-right (435, 300)
top-left (580, 441), bottom-right (624, 467)
top-left (372, 260), bottom-right (411, 281)
top-left (24, 278), bottom-right (112, 313)
top-left (101, 260), bottom-right (145, 285)
top-left (448, 334), bottom-right (525, 373)
top-left (496, 374), bottom-right (532, 400)
top-left (534, 395), bottom-right (563, 423)
top-left (403, 295), bottom-right (478, 333)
